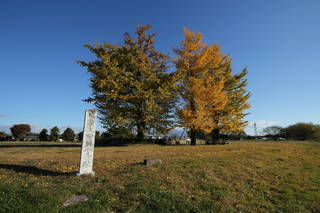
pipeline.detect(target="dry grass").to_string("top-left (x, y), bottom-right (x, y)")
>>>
top-left (0, 141), bottom-right (319, 212)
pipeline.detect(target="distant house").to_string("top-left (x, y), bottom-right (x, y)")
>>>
top-left (24, 133), bottom-right (39, 141)
top-left (0, 132), bottom-right (9, 141)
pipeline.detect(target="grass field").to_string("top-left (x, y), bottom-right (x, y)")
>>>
top-left (0, 141), bottom-right (319, 212)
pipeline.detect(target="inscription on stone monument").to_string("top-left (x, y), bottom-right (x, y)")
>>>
top-left (77, 109), bottom-right (97, 176)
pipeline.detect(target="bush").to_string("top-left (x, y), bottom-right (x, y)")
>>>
top-left (284, 122), bottom-right (320, 141)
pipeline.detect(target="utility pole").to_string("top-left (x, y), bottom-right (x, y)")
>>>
top-left (254, 122), bottom-right (258, 137)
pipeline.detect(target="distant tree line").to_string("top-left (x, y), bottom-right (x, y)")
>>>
top-left (39, 127), bottom-right (77, 142)
top-left (184, 122), bottom-right (320, 142)
top-left (5, 124), bottom-right (80, 142)
top-left (3, 122), bottom-right (319, 143)
top-left (262, 122), bottom-right (320, 141)
top-left (2, 124), bottom-right (107, 143)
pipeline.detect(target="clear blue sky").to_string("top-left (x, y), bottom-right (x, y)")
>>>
top-left (1, 0), bottom-right (319, 135)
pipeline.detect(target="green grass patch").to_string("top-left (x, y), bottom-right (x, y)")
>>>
top-left (0, 141), bottom-right (319, 212)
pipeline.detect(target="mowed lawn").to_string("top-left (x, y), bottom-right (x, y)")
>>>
top-left (0, 141), bottom-right (319, 213)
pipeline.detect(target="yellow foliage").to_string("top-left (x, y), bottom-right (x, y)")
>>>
top-left (180, 76), bottom-right (228, 133)
top-left (175, 28), bottom-right (250, 136)
top-left (175, 29), bottom-right (230, 133)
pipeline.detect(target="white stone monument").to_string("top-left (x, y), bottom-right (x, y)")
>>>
top-left (77, 109), bottom-right (97, 176)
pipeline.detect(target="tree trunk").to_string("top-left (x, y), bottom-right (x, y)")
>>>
top-left (212, 128), bottom-right (220, 144)
top-left (137, 121), bottom-right (146, 141)
top-left (190, 100), bottom-right (196, 146)
top-left (190, 128), bottom-right (196, 145)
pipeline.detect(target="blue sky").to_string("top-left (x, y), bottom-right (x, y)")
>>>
top-left (1, 0), bottom-right (319, 135)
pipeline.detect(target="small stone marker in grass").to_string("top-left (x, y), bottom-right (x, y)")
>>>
top-left (144, 158), bottom-right (162, 166)
top-left (77, 109), bottom-right (97, 176)
top-left (63, 195), bottom-right (88, 207)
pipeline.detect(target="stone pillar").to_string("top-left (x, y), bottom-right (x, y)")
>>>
top-left (77, 109), bottom-right (97, 176)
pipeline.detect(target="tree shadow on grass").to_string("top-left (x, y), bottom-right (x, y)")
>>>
top-left (0, 139), bottom-right (169, 149)
top-left (0, 144), bottom-right (82, 149)
top-left (0, 143), bottom-right (130, 149)
top-left (0, 164), bottom-right (76, 176)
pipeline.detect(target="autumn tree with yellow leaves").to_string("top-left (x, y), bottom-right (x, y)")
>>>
top-left (78, 25), bottom-right (178, 139)
top-left (216, 65), bottom-right (250, 136)
top-left (175, 29), bottom-right (250, 145)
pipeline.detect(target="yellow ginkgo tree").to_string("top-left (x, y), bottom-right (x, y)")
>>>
top-left (175, 29), bottom-right (250, 145)
top-left (175, 29), bottom-right (229, 145)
